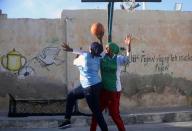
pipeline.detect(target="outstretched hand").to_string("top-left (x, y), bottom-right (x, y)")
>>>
top-left (61, 42), bottom-right (73, 52)
top-left (124, 34), bottom-right (132, 46)
top-left (96, 31), bottom-right (104, 44)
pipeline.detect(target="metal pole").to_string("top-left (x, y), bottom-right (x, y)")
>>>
top-left (108, 2), bottom-right (114, 43)
top-left (64, 18), bottom-right (68, 89)
top-left (108, 2), bottom-right (110, 36)
top-left (64, 17), bottom-right (73, 91)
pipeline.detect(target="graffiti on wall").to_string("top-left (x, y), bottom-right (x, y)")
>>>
top-left (121, 50), bottom-right (192, 72)
top-left (0, 46), bottom-right (65, 79)
top-left (0, 48), bottom-right (27, 72)
top-left (35, 47), bottom-right (62, 67)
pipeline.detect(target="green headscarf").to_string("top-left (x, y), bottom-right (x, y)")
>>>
top-left (107, 42), bottom-right (120, 55)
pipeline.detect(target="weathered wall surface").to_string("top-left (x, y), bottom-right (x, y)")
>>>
top-left (0, 10), bottom-right (192, 113)
top-left (61, 10), bottom-right (192, 112)
top-left (0, 18), bottom-right (67, 112)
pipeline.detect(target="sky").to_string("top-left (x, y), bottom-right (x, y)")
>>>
top-left (0, 0), bottom-right (191, 18)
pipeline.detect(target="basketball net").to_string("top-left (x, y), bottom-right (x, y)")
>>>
top-left (121, 0), bottom-right (137, 11)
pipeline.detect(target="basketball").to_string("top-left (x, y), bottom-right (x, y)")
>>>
top-left (90, 22), bottom-right (104, 37)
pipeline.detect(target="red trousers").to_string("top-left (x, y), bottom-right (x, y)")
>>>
top-left (90, 89), bottom-right (125, 131)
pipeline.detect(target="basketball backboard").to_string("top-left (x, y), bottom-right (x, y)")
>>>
top-left (82, 0), bottom-right (161, 2)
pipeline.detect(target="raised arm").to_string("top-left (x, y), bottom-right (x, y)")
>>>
top-left (117, 34), bottom-right (132, 65)
top-left (124, 34), bottom-right (132, 56)
top-left (61, 42), bottom-right (84, 55)
top-left (96, 31), bottom-right (104, 46)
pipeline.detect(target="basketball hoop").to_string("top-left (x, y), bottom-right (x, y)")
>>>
top-left (121, 0), bottom-right (140, 11)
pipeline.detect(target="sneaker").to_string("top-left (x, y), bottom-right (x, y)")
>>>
top-left (58, 119), bottom-right (71, 129)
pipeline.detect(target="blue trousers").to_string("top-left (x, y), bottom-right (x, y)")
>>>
top-left (65, 82), bottom-right (108, 131)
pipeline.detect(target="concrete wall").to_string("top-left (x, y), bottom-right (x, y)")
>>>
top-left (61, 10), bottom-right (192, 112)
top-left (0, 10), bottom-right (192, 113)
top-left (0, 18), bottom-right (67, 112)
